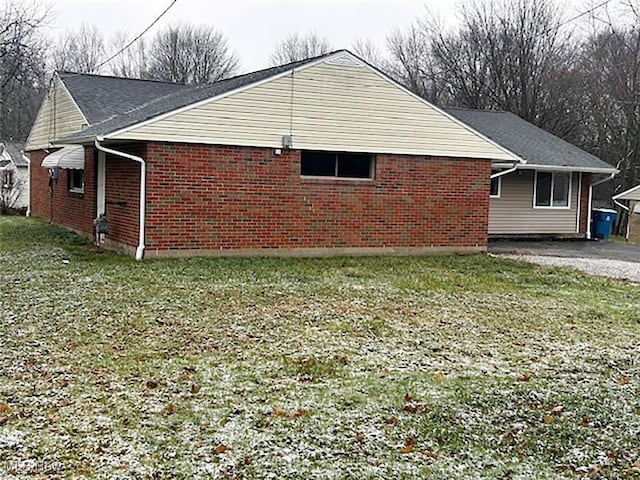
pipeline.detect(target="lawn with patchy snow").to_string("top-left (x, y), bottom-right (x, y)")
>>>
top-left (1, 217), bottom-right (639, 479)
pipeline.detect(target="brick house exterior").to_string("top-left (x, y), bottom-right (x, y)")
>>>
top-left (29, 142), bottom-right (491, 256)
top-left (26, 50), bottom-right (613, 258)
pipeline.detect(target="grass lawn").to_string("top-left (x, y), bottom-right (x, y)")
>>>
top-left (1, 217), bottom-right (639, 479)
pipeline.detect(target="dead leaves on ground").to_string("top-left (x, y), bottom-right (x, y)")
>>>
top-left (398, 436), bottom-right (416, 454)
top-left (402, 393), bottom-right (430, 414)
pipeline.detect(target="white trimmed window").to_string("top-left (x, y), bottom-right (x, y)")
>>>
top-left (534, 171), bottom-right (570, 208)
top-left (301, 151), bottom-right (374, 179)
top-left (490, 171), bottom-right (501, 198)
top-left (68, 169), bottom-right (84, 193)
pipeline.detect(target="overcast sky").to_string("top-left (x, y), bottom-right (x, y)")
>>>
top-left (46, 0), bottom-right (589, 73)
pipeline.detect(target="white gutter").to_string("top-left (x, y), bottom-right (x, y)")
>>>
top-left (490, 164), bottom-right (519, 179)
top-left (517, 164), bottom-right (619, 174)
top-left (94, 139), bottom-right (146, 260)
top-left (586, 172), bottom-right (617, 240)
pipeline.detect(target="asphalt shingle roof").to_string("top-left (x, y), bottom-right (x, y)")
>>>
top-left (61, 51), bottom-right (339, 142)
top-left (59, 73), bottom-right (189, 125)
top-left (3, 143), bottom-right (28, 167)
top-left (445, 108), bottom-right (615, 171)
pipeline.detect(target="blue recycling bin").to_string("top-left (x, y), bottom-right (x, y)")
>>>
top-left (591, 208), bottom-right (617, 239)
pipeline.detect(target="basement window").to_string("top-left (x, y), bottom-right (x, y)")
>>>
top-left (534, 171), bottom-right (570, 208)
top-left (68, 169), bottom-right (84, 194)
top-left (301, 151), bottom-right (374, 179)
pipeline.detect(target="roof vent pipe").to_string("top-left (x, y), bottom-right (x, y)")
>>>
top-left (94, 139), bottom-right (146, 260)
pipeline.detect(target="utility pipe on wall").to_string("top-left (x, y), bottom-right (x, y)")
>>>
top-left (94, 139), bottom-right (146, 260)
top-left (25, 153), bottom-right (31, 217)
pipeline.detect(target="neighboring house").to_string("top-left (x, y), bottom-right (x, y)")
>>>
top-left (0, 141), bottom-right (30, 213)
top-left (613, 185), bottom-right (640, 242)
top-left (445, 109), bottom-right (618, 238)
top-left (26, 50), bottom-right (520, 259)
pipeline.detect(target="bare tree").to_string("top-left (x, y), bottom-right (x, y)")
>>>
top-left (580, 0), bottom-right (640, 227)
top-left (108, 30), bottom-right (149, 79)
top-left (429, 0), bottom-right (581, 136)
top-left (386, 25), bottom-right (447, 104)
top-left (0, 1), bottom-right (49, 141)
top-left (270, 33), bottom-right (332, 65)
top-left (351, 38), bottom-right (385, 68)
top-left (52, 24), bottom-right (106, 74)
top-left (147, 24), bottom-right (239, 84)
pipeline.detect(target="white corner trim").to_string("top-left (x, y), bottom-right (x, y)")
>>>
top-left (105, 51), bottom-right (356, 140)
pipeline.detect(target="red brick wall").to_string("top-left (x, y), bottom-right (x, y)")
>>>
top-left (29, 148), bottom-right (96, 236)
top-left (103, 145), bottom-right (144, 248)
top-left (143, 142), bottom-right (490, 252)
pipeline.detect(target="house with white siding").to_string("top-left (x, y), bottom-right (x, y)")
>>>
top-left (23, 50), bottom-right (615, 258)
top-left (0, 142), bottom-right (29, 213)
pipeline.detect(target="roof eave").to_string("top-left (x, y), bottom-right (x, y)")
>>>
top-left (613, 183), bottom-right (640, 200)
top-left (515, 164), bottom-right (618, 174)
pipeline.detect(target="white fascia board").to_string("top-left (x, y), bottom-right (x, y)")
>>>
top-left (518, 164), bottom-right (618, 174)
top-left (104, 52), bottom-right (350, 140)
top-left (613, 183), bottom-right (640, 200)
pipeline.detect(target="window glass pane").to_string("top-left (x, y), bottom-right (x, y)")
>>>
top-left (337, 153), bottom-right (372, 178)
top-left (552, 172), bottom-right (570, 207)
top-left (490, 176), bottom-right (500, 196)
top-left (535, 172), bottom-right (552, 206)
top-left (69, 170), bottom-right (84, 191)
top-left (301, 151), bottom-right (335, 176)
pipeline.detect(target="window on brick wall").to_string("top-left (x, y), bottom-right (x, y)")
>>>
top-left (68, 169), bottom-right (84, 193)
top-left (301, 151), bottom-right (374, 179)
top-left (534, 171), bottom-right (570, 208)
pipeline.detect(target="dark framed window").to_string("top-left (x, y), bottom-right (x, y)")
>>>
top-left (68, 169), bottom-right (84, 193)
top-left (2, 170), bottom-right (13, 187)
top-left (301, 151), bottom-right (374, 179)
top-left (535, 171), bottom-right (570, 208)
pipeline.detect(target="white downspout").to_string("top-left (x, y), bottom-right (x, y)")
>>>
top-left (25, 154), bottom-right (31, 217)
top-left (586, 172), bottom-right (617, 240)
top-left (94, 139), bottom-right (146, 260)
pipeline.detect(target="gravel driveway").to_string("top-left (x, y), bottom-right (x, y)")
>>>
top-left (489, 239), bottom-right (640, 284)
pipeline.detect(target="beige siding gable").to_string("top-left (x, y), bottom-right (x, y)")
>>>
top-left (110, 59), bottom-right (516, 161)
top-left (26, 79), bottom-right (87, 151)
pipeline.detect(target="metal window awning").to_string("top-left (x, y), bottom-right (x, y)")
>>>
top-left (42, 145), bottom-right (85, 169)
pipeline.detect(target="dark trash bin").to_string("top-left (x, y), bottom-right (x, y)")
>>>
top-left (591, 208), bottom-right (617, 239)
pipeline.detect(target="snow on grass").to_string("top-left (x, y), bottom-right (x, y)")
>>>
top-left (1, 217), bottom-right (639, 479)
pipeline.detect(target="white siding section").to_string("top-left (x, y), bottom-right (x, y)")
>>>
top-left (25, 80), bottom-right (86, 151)
top-left (112, 62), bottom-right (515, 160)
top-left (489, 170), bottom-right (580, 234)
